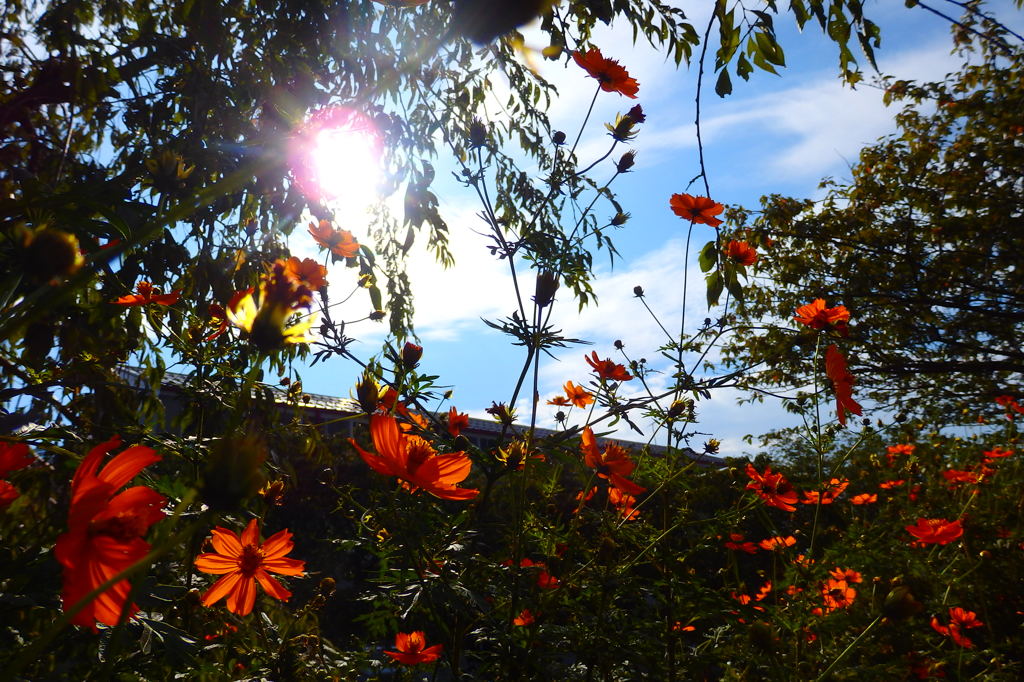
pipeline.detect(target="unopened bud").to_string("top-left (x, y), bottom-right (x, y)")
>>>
top-left (533, 270), bottom-right (559, 308)
top-left (552, 130), bottom-right (566, 145)
top-left (468, 118), bottom-right (487, 149)
top-left (610, 211), bottom-right (630, 226)
top-left (355, 372), bottom-right (381, 414)
top-left (615, 150), bottom-right (636, 173)
top-left (401, 342), bottom-right (423, 368)
top-left (633, 285), bottom-right (644, 297)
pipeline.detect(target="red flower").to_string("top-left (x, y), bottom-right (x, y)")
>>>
top-left (447, 407), bottom-right (469, 438)
top-left (308, 220), bottom-right (360, 259)
top-left (282, 256), bottom-right (328, 290)
top-left (350, 413), bottom-right (479, 500)
top-left (204, 303), bottom-right (229, 341)
top-left (563, 380), bottom-right (595, 408)
top-left (608, 486), bottom-right (641, 521)
top-left (906, 518), bottom-right (963, 546)
top-left (885, 443), bottom-right (914, 466)
top-left (850, 493), bottom-right (877, 505)
top-left (801, 477), bottom-right (849, 505)
top-left (824, 344), bottom-right (862, 426)
top-left (725, 240), bottom-right (758, 266)
top-left (112, 281), bottom-right (181, 306)
top-left (384, 631), bottom-right (443, 665)
top-left (829, 567), bottom-right (863, 584)
top-left (580, 426), bottom-right (646, 496)
top-left (744, 463), bottom-right (798, 512)
top-left (513, 609), bottom-right (536, 626)
top-left (669, 193), bottom-right (724, 227)
top-left (794, 299), bottom-right (850, 334)
top-left (758, 535), bottom-right (796, 551)
top-left (584, 351), bottom-right (633, 381)
top-left (194, 519), bottom-right (305, 616)
top-left (982, 446), bottom-right (1014, 462)
top-left (931, 607), bottom-right (983, 648)
top-left (879, 479), bottom-right (905, 489)
top-left (724, 533), bottom-right (759, 554)
top-left (53, 436), bottom-right (166, 630)
top-left (0, 442), bottom-right (33, 508)
top-left (820, 578), bottom-right (856, 613)
top-left (572, 48), bottom-right (639, 98)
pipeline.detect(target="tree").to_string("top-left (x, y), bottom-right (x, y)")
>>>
top-left (719, 24), bottom-right (1024, 422)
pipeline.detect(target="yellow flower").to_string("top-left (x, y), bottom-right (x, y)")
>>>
top-left (227, 287), bottom-right (317, 352)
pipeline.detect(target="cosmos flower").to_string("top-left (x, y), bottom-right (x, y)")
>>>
top-left (384, 631), bottom-right (443, 665)
top-left (725, 240), bottom-right (758, 266)
top-left (794, 299), bottom-right (850, 335)
top-left (350, 413), bottom-right (479, 500)
top-left (447, 407), bottom-right (469, 438)
top-left (931, 607), bottom-right (983, 648)
top-left (801, 477), bottom-right (849, 505)
top-left (563, 380), bottom-right (595, 408)
top-left (112, 281), bottom-right (181, 306)
top-left (194, 519), bottom-right (305, 616)
top-left (572, 48), bottom-right (639, 98)
top-left (824, 344), bottom-right (862, 426)
top-left (308, 220), bottom-right (360, 260)
top-left (905, 518), bottom-right (963, 546)
top-left (669, 193), bottom-right (725, 227)
top-left (580, 426), bottom-right (646, 496)
top-left (744, 463), bottom-right (798, 512)
top-left (54, 436), bottom-right (166, 630)
top-left (724, 533), bottom-right (759, 554)
top-left (850, 493), bottom-right (877, 505)
top-left (584, 351), bottom-right (633, 381)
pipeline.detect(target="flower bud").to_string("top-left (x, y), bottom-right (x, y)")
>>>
top-left (401, 342), bottom-right (423, 368)
top-left (615, 150), bottom-right (636, 173)
top-left (354, 372), bottom-right (381, 414)
top-left (633, 285), bottom-right (644, 297)
top-left (610, 211), bottom-right (630, 226)
top-left (533, 270), bottom-right (559, 308)
top-left (552, 130), bottom-right (566, 145)
top-left (468, 118), bottom-right (487, 148)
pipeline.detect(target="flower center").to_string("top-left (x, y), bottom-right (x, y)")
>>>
top-left (90, 512), bottom-right (146, 543)
top-left (239, 543), bottom-right (264, 575)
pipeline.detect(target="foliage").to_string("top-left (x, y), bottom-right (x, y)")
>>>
top-left (719, 21), bottom-right (1024, 420)
top-left (1, 0), bottom-right (1023, 680)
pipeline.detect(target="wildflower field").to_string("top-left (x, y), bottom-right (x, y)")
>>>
top-left (1, 1), bottom-right (1022, 680)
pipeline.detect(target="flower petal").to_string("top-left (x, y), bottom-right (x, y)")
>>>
top-left (255, 569), bottom-right (292, 602)
top-left (195, 553), bottom-right (241, 574)
top-left (201, 571), bottom-right (243, 607)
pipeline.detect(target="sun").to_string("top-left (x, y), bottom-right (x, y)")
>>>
top-left (290, 107), bottom-right (383, 217)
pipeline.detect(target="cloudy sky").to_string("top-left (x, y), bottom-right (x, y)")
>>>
top-left (287, 2), bottom-right (1020, 456)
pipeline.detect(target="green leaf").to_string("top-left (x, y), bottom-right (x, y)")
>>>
top-left (715, 68), bottom-right (732, 97)
top-left (698, 240), bottom-right (718, 273)
top-left (705, 270), bottom-right (723, 307)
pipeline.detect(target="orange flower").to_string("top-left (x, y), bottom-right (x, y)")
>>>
top-left (669, 193), bottom-right (724, 227)
top-left (983, 446), bottom-right (1014, 462)
top-left (447, 406), bottom-right (469, 438)
top-left (745, 463), bottom-right (798, 512)
top-left (885, 443), bottom-right (914, 466)
top-left (906, 518), bottom-right (963, 546)
top-left (608, 486), bottom-right (641, 521)
top-left (204, 303), bottom-right (229, 341)
top-left (931, 607), bottom-right (983, 648)
top-left (563, 380), bottom-right (595, 408)
top-left (282, 256), bottom-right (328, 290)
top-left (829, 567), bottom-right (862, 584)
top-left (725, 240), bottom-right (758, 266)
top-left (572, 48), bottom-right (639, 98)
top-left (384, 631), bottom-right (443, 665)
top-left (350, 413), bottom-right (479, 500)
top-left (547, 396), bottom-right (572, 407)
top-left (194, 518), bottom-right (305, 616)
top-left (0, 441), bottom-right (33, 509)
top-left (820, 578), bottom-right (856, 613)
top-left (584, 351), bottom-right (633, 381)
top-left (794, 299), bottom-right (850, 334)
top-left (758, 535), bottom-right (796, 551)
top-left (850, 493), bottom-right (877, 505)
top-left (801, 477), bottom-right (849, 505)
top-left (824, 344), bottom-right (862, 426)
top-left (724, 533), bottom-right (759, 554)
top-left (112, 281), bottom-right (181, 306)
top-left (580, 426), bottom-right (646, 496)
top-left (53, 436), bottom-right (166, 630)
top-left (879, 479), bottom-right (905, 489)
top-left (513, 609), bottom-right (536, 626)
top-left (227, 259), bottom-right (318, 351)
top-left (308, 220), bottom-right (360, 259)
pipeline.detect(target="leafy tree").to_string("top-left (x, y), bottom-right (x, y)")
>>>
top-left (720, 23), bottom-right (1024, 422)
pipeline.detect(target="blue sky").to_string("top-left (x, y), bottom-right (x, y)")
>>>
top-left (285, 2), bottom-right (1021, 456)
